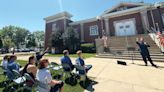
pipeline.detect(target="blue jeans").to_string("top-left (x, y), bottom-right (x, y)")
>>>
top-left (78, 65), bottom-right (92, 75)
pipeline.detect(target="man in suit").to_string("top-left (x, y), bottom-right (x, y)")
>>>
top-left (136, 37), bottom-right (157, 67)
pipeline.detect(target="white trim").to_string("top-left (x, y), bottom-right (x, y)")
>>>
top-left (69, 6), bottom-right (147, 25)
top-left (69, 17), bottom-right (97, 25)
top-left (89, 25), bottom-right (99, 36)
top-left (114, 18), bottom-right (137, 36)
top-left (44, 12), bottom-right (72, 23)
top-left (45, 17), bottom-right (69, 23)
top-left (102, 2), bottom-right (150, 15)
top-left (103, 6), bottom-right (147, 18)
top-left (44, 11), bottom-right (72, 20)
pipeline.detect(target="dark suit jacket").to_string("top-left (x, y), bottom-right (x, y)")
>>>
top-left (136, 41), bottom-right (150, 56)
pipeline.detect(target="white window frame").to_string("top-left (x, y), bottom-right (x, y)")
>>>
top-left (52, 23), bottom-right (56, 31)
top-left (89, 25), bottom-right (99, 36)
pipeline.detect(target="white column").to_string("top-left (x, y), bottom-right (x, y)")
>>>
top-left (80, 23), bottom-right (84, 42)
top-left (64, 19), bottom-right (67, 31)
top-left (105, 18), bottom-right (110, 36)
top-left (140, 10), bottom-right (149, 33)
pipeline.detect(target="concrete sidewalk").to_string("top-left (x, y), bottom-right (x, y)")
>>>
top-left (84, 58), bottom-right (164, 92)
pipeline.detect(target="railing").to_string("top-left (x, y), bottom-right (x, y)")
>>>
top-left (148, 28), bottom-right (164, 53)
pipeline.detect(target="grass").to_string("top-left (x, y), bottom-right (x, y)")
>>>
top-left (0, 60), bottom-right (94, 92)
top-left (46, 53), bottom-right (96, 59)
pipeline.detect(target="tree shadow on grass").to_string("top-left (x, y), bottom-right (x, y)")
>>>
top-left (79, 78), bottom-right (98, 92)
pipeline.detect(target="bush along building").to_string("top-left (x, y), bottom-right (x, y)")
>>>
top-left (44, 2), bottom-right (164, 58)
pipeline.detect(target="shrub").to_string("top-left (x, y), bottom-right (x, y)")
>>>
top-left (80, 43), bottom-right (96, 53)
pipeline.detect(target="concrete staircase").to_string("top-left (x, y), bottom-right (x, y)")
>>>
top-left (96, 34), bottom-right (164, 62)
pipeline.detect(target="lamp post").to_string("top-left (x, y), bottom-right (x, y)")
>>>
top-left (154, 2), bottom-right (164, 32)
top-left (96, 16), bottom-right (105, 37)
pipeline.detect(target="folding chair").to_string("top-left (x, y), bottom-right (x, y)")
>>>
top-left (61, 63), bottom-right (73, 81)
top-left (12, 70), bottom-right (26, 84)
top-left (50, 62), bottom-right (62, 71)
top-left (0, 65), bottom-right (8, 87)
top-left (74, 65), bottom-right (87, 86)
top-left (12, 70), bottom-right (26, 92)
top-left (24, 73), bottom-right (38, 91)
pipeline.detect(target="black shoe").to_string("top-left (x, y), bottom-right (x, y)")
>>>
top-left (145, 64), bottom-right (148, 66)
top-left (152, 64), bottom-right (158, 68)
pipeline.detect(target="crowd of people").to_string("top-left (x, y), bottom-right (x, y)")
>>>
top-left (0, 49), bottom-right (92, 92)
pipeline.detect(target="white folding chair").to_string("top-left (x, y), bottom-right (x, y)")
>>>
top-left (61, 63), bottom-right (73, 81)
top-left (74, 65), bottom-right (87, 86)
top-left (50, 62), bottom-right (62, 71)
top-left (24, 73), bottom-right (38, 91)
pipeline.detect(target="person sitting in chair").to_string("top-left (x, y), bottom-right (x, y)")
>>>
top-left (22, 56), bottom-right (37, 86)
top-left (60, 50), bottom-right (74, 71)
top-left (1, 55), bottom-right (9, 70)
top-left (36, 59), bottom-right (64, 92)
top-left (7, 55), bottom-right (20, 71)
top-left (76, 50), bottom-right (92, 74)
top-left (7, 55), bottom-right (20, 79)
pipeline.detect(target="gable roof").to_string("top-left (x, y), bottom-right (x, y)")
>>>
top-left (102, 2), bottom-right (151, 15)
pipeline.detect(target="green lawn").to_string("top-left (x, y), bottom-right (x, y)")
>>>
top-left (0, 60), bottom-right (92, 92)
top-left (46, 53), bottom-right (96, 59)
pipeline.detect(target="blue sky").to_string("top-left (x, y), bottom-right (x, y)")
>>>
top-left (0, 0), bottom-right (162, 31)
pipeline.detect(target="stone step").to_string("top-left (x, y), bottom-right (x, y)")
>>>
top-left (96, 55), bottom-right (164, 62)
top-left (99, 53), bottom-right (164, 56)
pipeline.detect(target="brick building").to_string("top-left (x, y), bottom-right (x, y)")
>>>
top-left (44, 2), bottom-right (164, 49)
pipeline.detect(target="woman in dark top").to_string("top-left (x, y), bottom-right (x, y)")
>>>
top-left (22, 56), bottom-right (37, 86)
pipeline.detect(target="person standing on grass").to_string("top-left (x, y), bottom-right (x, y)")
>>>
top-left (136, 37), bottom-right (157, 67)
top-left (76, 50), bottom-right (92, 74)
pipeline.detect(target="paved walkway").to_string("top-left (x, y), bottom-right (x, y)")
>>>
top-left (1, 55), bottom-right (164, 92)
top-left (84, 58), bottom-right (164, 92)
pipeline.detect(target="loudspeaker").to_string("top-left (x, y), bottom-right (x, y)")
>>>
top-left (117, 60), bottom-right (127, 65)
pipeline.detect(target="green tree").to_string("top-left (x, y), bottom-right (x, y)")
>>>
top-left (0, 25), bottom-right (29, 48)
top-left (0, 37), bottom-right (3, 48)
top-left (62, 27), bottom-right (80, 52)
top-left (33, 31), bottom-right (45, 41)
top-left (3, 37), bottom-right (15, 50)
top-left (26, 33), bottom-right (36, 48)
top-left (0, 25), bottom-right (15, 40)
top-left (33, 31), bottom-right (45, 47)
top-left (49, 30), bottom-right (63, 47)
top-left (14, 27), bottom-right (29, 48)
